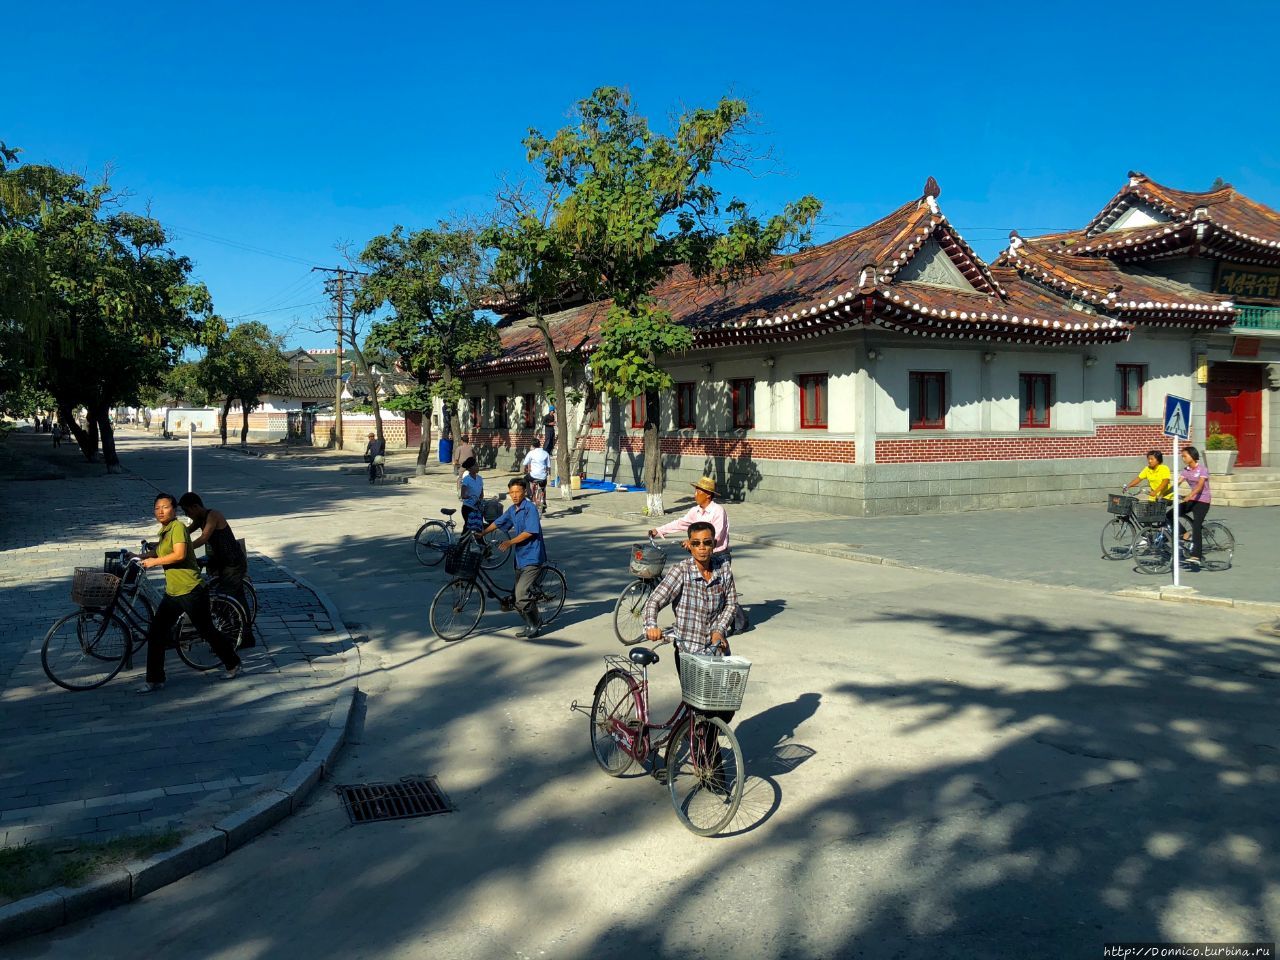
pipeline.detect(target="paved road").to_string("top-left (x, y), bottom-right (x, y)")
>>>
top-left (10, 433), bottom-right (1280, 959)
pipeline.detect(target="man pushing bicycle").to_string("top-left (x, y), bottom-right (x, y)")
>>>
top-left (643, 520), bottom-right (739, 722)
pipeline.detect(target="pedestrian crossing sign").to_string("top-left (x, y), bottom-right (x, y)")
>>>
top-left (1163, 394), bottom-right (1191, 439)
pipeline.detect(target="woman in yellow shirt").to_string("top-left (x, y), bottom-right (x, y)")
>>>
top-left (136, 493), bottom-right (242, 693)
top-left (1123, 450), bottom-right (1173, 502)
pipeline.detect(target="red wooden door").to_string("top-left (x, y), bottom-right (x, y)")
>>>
top-left (1206, 363), bottom-right (1263, 467)
top-left (405, 411), bottom-right (423, 447)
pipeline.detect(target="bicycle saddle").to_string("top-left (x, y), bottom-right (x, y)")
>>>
top-left (440, 508), bottom-right (457, 516)
top-left (629, 647), bottom-right (660, 667)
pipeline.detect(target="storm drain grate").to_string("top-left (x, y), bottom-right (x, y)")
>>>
top-left (335, 776), bottom-right (455, 824)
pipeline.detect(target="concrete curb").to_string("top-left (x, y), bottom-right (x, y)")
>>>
top-left (0, 560), bottom-right (361, 945)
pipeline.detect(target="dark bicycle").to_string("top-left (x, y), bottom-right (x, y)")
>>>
top-left (428, 535), bottom-right (567, 641)
top-left (41, 553), bottom-right (246, 692)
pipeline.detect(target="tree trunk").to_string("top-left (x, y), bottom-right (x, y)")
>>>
top-left (346, 342), bottom-right (384, 441)
top-left (570, 382), bottom-right (601, 478)
top-left (220, 398), bottom-right (232, 446)
top-left (643, 387), bottom-right (663, 515)
top-left (60, 402), bottom-right (97, 462)
top-left (417, 412), bottom-right (432, 476)
top-left (441, 367), bottom-right (464, 449)
top-left (94, 402), bottom-right (121, 473)
top-left (531, 314), bottom-right (574, 502)
top-left (240, 401), bottom-right (251, 446)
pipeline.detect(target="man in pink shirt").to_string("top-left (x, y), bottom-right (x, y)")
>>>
top-left (649, 476), bottom-right (730, 554)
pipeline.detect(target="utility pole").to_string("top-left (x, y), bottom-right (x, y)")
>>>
top-left (313, 266), bottom-right (358, 451)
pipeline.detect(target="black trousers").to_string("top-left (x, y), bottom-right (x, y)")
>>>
top-left (1184, 499), bottom-right (1210, 560)
top-left (146, 584), bottom-right (240, 683)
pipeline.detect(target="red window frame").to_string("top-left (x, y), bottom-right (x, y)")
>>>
top-left (493, 394), bottom-right (509, 430)
top-left (630, 396), bottom-right (645, 429)
top-left (730, 378), bottom-right (754, 430)
top-left (469, 396), bottom-right (482, 430)
top-left (521, 393), bottom-right (536, 429)
top-left (1019, 373), bottom-right (1052, 428)
top-left (1116, 364), bottom-right (1145, 416)
top-left (799, 373), bottom-right (827, 430)
top-left (675, 382), bottom-right (696, 429)
top-left (909, 371), bottom-right (947, 429)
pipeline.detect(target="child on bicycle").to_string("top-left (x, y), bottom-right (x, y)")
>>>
top-left (642, 520), bottom-right (739, 722)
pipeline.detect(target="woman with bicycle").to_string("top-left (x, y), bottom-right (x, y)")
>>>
top-left (1178, 446), bottom-right (1212, 568)
top-left (643, 520), bottom-right (740, 722)
top-left (136, 493), bottom-right (241, 693)
top-left (459, 457), bottom-right (485, 532)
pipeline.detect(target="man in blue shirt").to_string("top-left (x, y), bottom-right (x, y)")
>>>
top-left (479, 477), bottom-right (547, 637)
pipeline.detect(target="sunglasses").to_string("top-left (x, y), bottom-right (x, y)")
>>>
top-left (688, 539), bottom-right (715, 547)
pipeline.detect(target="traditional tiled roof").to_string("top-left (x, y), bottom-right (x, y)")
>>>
top-left (996, 234), bottom-right (1236, 327)
top-left (1052, 172), bottom-right (1280, 266)
top-left (276, 376), bottom-right (339, 400)
top-left (462, 181), bottom-right (1132, 377)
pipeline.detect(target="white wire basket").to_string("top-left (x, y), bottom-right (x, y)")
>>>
top-left (678, 653), bottom-right (752, 712)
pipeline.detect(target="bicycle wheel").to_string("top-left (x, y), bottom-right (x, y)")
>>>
top-left (414, 521), bottom-right (453, 567)
top-left (479, 528), bottom-right (510, 570)
top-left (534, 566), bottom-right (567, 625)
top-left (1100, 518), bottom-right (1138, 560)
top-left (1201, 521), bottom-right (1234, 571)
top-left (1134, 531), bottom-right (1172, 574)
top-left (666, 714), bottom-right (744, 836)
top-left (177, 596), bottom-right (244, 671)
top-left (613, 579), bottom-right (654, 645)
top-left (430, 578), bottom-right (486, 641)
top-left (239, 579), bottom-right (259, 625)
top-left (589, 669), bottom-right (641, 776)
top-left (42, 611), bottom-right (130, 691)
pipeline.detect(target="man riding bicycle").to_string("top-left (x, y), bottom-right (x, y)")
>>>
top-left (179, 492), bottom-right (253, 648)
top-left (521, 438), bottom-right (552, 513)
top-left (643, 520), bottom-right (740, 722)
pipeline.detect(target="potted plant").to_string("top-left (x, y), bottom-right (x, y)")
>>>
top-left (1204, 426), bottom-right (1238, 476)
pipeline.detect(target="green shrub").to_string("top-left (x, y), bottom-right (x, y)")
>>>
top-left (1206, 430), bottom-right (1238, 451)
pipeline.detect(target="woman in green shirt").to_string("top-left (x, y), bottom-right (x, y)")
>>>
top-left (137, 493), bottom-right (241, 693)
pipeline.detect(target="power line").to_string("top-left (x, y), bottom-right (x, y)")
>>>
top-left (163, 222), bottom-right (316, 266)
top-left (227, 299), bottom-right (327, 320)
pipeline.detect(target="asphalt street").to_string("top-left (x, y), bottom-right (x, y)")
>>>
top-left (8, 433), bottom-right (1280, 960)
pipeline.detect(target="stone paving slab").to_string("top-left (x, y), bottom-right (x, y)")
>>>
top-left (0, 434), bottom-right (359, 933)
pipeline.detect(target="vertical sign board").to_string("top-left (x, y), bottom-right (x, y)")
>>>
top-left (1164, 395), bottom-right (1191, 587)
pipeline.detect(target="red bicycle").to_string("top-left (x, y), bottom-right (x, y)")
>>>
top-left (581, 632), bottom-right (749, 836)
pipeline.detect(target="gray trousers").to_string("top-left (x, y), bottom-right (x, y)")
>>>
top-left (513, 564), bottom-right (544, 625)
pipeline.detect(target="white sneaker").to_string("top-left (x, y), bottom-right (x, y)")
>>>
top-left (135, 681), bottom-right (165, 694)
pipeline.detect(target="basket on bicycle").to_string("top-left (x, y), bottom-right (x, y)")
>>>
top-left (1131, 499), bottom-right (1169, 523)
top-left (443, 538), bottom-right (484, 579)
top-left (72, 567), bottom-right (121, 609)
top-left (628, 542), bottom-right (666, 579)
top-left (480, 498), bottom-right (503, 523)
top-left (1106, 493), bottom-right (1135, 516)
top-left (677, 652), bottom-right (752, 712)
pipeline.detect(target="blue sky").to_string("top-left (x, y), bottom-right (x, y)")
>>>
top-left (7, 1), bottom-right (1278, 351)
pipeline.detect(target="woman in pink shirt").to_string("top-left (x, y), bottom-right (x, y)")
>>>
top-left (1178, 446), bottom-right (1212, 567)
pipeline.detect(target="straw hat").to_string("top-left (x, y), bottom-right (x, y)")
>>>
top-left (691, 476), bottom-right (718, 498)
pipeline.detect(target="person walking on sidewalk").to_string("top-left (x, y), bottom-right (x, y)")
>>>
top-left (522, 437), bottom-right (552, 513)
top-left (479, 477), bottom-right (547, 638)
top-left (179, 492), bottom-right (253, 648)
top-left (648, 476), bottom-right (747, 632)
top-left (136, 493), bottom-right (241, 693)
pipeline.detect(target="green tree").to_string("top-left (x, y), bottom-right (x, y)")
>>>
top-left (484, 186), bottom-right (588, 499)
top-left (198, 321), bottom-right (288, 446)
top-left (526, 88), bottom-right (821, 512)
top-left (0, 149), bottom-right (214, 469)
top-left (355, 223), bottom-right (499, 474)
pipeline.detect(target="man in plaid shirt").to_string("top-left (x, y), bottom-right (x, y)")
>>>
top-left (643, 521), bottom-right (739, 719)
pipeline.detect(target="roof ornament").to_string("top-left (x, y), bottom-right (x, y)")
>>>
top-left (1192, 206), bottom-right (1209, 221)
top-left (1210, 177), bottom-right (1227, 191)
top-left (1008, 230), bottom-right (1023, 251)
top-left (1127, 170), bottom-right (1147, 185)
top-left (921, 176), bottom-right (941, 214)
top-left (858, 264), bottom-right (877, 291)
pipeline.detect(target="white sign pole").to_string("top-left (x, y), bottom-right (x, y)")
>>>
top-left (1172, 431), bottom-right (1180, 588)
top-left (187, 422), bottom-right (194, 493)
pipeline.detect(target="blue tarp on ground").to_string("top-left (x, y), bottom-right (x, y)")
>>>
top-left (551, 477), bottom-right (645, 492)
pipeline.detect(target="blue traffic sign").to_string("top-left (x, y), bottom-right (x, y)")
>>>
top-left (1164, 394), bottom-right (1191, 439)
